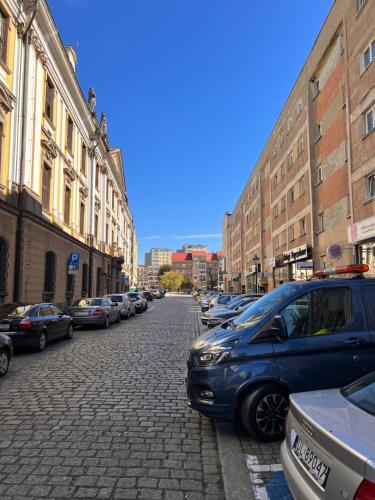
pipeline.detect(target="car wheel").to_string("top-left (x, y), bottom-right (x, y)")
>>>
top-left (37, 331), bottom-right (47, 352)
top-left (126, 309), bottom-right (130, 320)
top-left (240, 384), bottom-right (289, 442)
top-left (0, 348), bottom-right (10, 377)
top-left (103, 316), bottom-right (110, 329)
top-left (145, 302), bottom-right (148, 310)
top-left (116, 312), bottom-right (121, 323)
top-left (65, 324), bottom-right (74, 340)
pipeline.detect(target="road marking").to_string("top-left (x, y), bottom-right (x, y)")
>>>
top-left (246, 455), bottom-right (292, 500)
top-left (146, 306), bottom-right (154, 313)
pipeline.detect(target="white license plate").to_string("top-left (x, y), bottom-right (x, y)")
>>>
top-left (75, 312), bottom-right (88, 316)
top-left (292, 432), bottom-right (330, 487)
top-left (0, 323), bottom-right (10, 330)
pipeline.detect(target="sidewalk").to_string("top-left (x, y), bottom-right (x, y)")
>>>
top-left (192, 300), bottom-right (292, 500)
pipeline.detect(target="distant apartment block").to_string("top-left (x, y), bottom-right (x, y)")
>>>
top-left (137, 265), bottom-right (149, 289)
top-left (144, 248), bottom-right (172, 287)
top-left (172, 250), bottom-right (224, 289)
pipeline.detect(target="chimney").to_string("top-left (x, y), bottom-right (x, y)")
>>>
top-left (65, 46), bottom-right (77, 72)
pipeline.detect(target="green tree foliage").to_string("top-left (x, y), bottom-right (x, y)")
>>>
top-left (181, 280), bottom-right (194, 292)
top-left (159, 271), bottom-right (184, 291)
top-left (158, 264), bottom-right (172, 277)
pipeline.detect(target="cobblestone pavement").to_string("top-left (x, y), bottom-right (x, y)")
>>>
top-left (0, 297), bottom-right (224, 500)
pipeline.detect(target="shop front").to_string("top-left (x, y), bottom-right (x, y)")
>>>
top-left (272, 244), bottom-right (313, 287)
top-left (348, 215), bottom-right (375, 277)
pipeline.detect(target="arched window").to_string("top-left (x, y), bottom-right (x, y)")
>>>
top-left (81, 263), bottom-right (89, 297)
top-left (96, 267), bottom-right (101, 296)
top-left (0, 236), bottom-right (9, 299)
top-left (43, 250), bottom-right (56, 300)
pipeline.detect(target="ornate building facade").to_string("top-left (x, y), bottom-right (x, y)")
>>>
top-left (0, 0), bottom-right (136, 306)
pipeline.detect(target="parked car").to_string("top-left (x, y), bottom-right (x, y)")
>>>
top-left (281, 371), bottom-right (375, 499)
top-left (70, 297), bottom-right (120, 328)
top-left (201, 292), bottom-right (220, 311)
top-left (208, 293), bottom-right (239, 310)
top-left (187, 264), bottom-right (375, 442)
top-left (158, 288), bottom-right (166, 297)
top-left (0, 302), bottom-right (73, 351)
top-left (151, 289), bottom-right (162, 299)
top-left (128, 292), bottom-right (147, 313)
top-left (105, 294), bottom-right (135, 319)
top-left (0, 333), bottom-right (13, 377)
top-left (204, 297), bottom-right (259, 328)
top-left (141, 291), bottom-right (153, 302)
top-left (201, 294), bottom-right (261, 325)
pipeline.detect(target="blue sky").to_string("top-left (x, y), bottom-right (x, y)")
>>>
top-left (49, 0), bottom-right (332, 263)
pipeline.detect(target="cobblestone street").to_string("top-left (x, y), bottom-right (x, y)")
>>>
top-left (0, 297), bottom-right (224, 500)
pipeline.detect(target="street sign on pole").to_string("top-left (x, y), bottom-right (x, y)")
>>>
top-left (327, 244), bottom-right (344, 260)
top-left (68, 253), bottom-right (80, 275)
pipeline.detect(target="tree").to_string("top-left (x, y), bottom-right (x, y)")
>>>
top-left (181, 280), bottom-right (194, 292)
top-left (158, 264), bottom-right (172, 277)
top-left (159, 271), bottom-right (184, 291)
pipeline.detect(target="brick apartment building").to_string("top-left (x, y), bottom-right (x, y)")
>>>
top-left (172, 250), bottom-right (224, 289)
top-left (223, 0), bottom-right (375, 292)
top-left (137, 265), bottom-right (149, 289)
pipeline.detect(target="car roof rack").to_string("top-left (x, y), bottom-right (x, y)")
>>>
top-left (308, 264), bottom-right (369, 280)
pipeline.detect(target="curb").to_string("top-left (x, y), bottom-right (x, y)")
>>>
top-left (216, 422), bottom-right (254, 500)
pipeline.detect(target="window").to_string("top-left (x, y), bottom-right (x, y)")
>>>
top-left (300, 218), bottom-right (306, 235)
top-left (39, 305), bottom-right (53, 317)
top-left (280, 163), bottom-right (285, 178)
top-left (273, 205), bottom-right (278, 218)
top-left (289, 226), bottom-right (295, 242)
top-left (272, 175), bottom-right (278, 188)
top-left (272, 147), bottom-right (277, 158)
top-left (316, 123), bottom-right (322, 140)
top-left (281, 196), bottom-right (286, 212)
top-left (106, 223), bottom-right (109, 243)
top-left (274, 235), bottom-right (279, 249)
top-left (96, 267), bottom-right (102, 296)
top-left (365, 173), bottom-right (375, 201)
top-left (95, 164), bottom-right (99, 190)
top-left (287, 118), bottom-right (292, 134)
top-left (288, 188), bottom-right (294, 205)
top-left (0, 9), bottom-right (7, 63)
top-left (296, 99), bottom-right (303, 116)
top-left (365, 107), bottom-right (374, 134)
top-left (44, 251), bottom-right (56, 299)
top-left (66, 116), bottom-right (73, 152)
top-left (112, 190), bottom-right (115, 209)
top-left (94, 214), bottom-right (99, 238)
top-left (106, 179), bottom-right (110, 201)
top-left (281, 230), bottom-right (287, 246)
top-left (297, 137), bottom-right (304, 155)
top-left (42, 163), bottom-right (51, 210)
top-left (311, 79), bottom-right (320, 98)
top-left (287, 153), bottom-right (293, 169)
top-left (364, 286), bottom-right (375, 330)
top-left (361, 40), bottom-right (375, 73)
top-left (280, 288), bottom-right (351, 338)
top-left (0, 236), bottom-right (9, 297)
top-left (81, 263), bottom-right (89, 297)
top-left (315, 166), bottom-right (323, 185)
top-left (81, 143), bottom-right (87, 175)
top-left (299, 176), bottom-right (305, 195)
top-left (317, 212), bottom-right (324, 232)
top-left (280, 131), bottom-right (285, 145)
top-left (79, 202), bottom-right (85, 234)
top-left (64, 185), bottom-right (71, 224)
top-left (45, 78), bottom-right (54, 123)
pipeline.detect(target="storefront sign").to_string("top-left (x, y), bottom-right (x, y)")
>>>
top-left (269, 257), bottom-right (276, 268)
top-left (297, 262), bottom-right (314, 269)
top-left (327, 244), bottom-right (344, 260)
top-left (283, 244), bottom-right (308, 263)
top-left (348, 215), bottom-right (375, 244)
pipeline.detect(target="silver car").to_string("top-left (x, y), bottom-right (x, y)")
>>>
top-left (281, 372), bottom-right (375, 499)
top-left (70, 297), bottom-right (120, 328)
top-left (105, 294), bottom-right (136, 319)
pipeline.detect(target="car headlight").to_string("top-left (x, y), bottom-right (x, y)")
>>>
top-left (197, 346), bottom-right (232, 366)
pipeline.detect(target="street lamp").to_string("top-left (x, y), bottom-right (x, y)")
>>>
top-left (252, 254), bottom-right (260, 293)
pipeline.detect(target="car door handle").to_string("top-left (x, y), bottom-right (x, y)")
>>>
top-left (345, 337), bottom-right (360, 345)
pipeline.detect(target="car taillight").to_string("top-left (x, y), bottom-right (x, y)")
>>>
top-left (19, 318), bottom-right (32, 330)
top-left (210, 304), bottom-right (214, 308)
top-left (354, 479), bottom-right (375, 500)
top-left (94, 309), bottom-right (104, 316)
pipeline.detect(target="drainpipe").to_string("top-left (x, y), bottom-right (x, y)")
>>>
top-left (13, 0), bottom-right (40, 302)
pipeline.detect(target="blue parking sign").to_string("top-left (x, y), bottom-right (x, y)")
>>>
top-left (68, 252), bottom-right (80, 266)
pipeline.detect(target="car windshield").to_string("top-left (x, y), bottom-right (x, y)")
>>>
top-left (128, 293), bottom-right (139, 299)
top-left (233, 284), bottom-right (299, 331)
top-left (107, 295), bottom-right (123, 302)
top-left (341, 372), bottom-right (375, 417)
top-left (226, 296), bottom-right (246, 309)
top-left (0, 304), bottom-right (35, 318)
top-left (73, 299), bottom-right (102, 307)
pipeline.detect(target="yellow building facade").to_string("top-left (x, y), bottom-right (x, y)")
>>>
top-left (0, 0), bottom-right (136, 306)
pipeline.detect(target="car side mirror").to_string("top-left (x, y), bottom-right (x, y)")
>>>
top-left (270, 315), bottom-right (287, 340)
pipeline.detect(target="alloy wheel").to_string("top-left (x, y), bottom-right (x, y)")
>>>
top-left (0, 350), bottom-right (9, 376)
top-left (39, 332), bottom-right (47, 351)
top-left (255, 393), bottom-right (289, 437)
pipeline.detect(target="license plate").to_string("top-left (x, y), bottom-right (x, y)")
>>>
top-left (75, 312), bottom-right (88, 316)
top-left (292, 432), bottom-right (330, 487)
top-left (0, 323), bottom-right (10, 330)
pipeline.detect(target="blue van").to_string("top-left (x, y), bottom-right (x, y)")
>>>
top-left (186, 266), bottom-right (375, 442)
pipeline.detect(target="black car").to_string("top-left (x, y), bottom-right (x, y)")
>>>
top-left (0, 303), bottom-right (73, 352)
top-left (141, 291), bottom-right (153, 302)
top-left (0, 333), bottom-right (12, 377)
